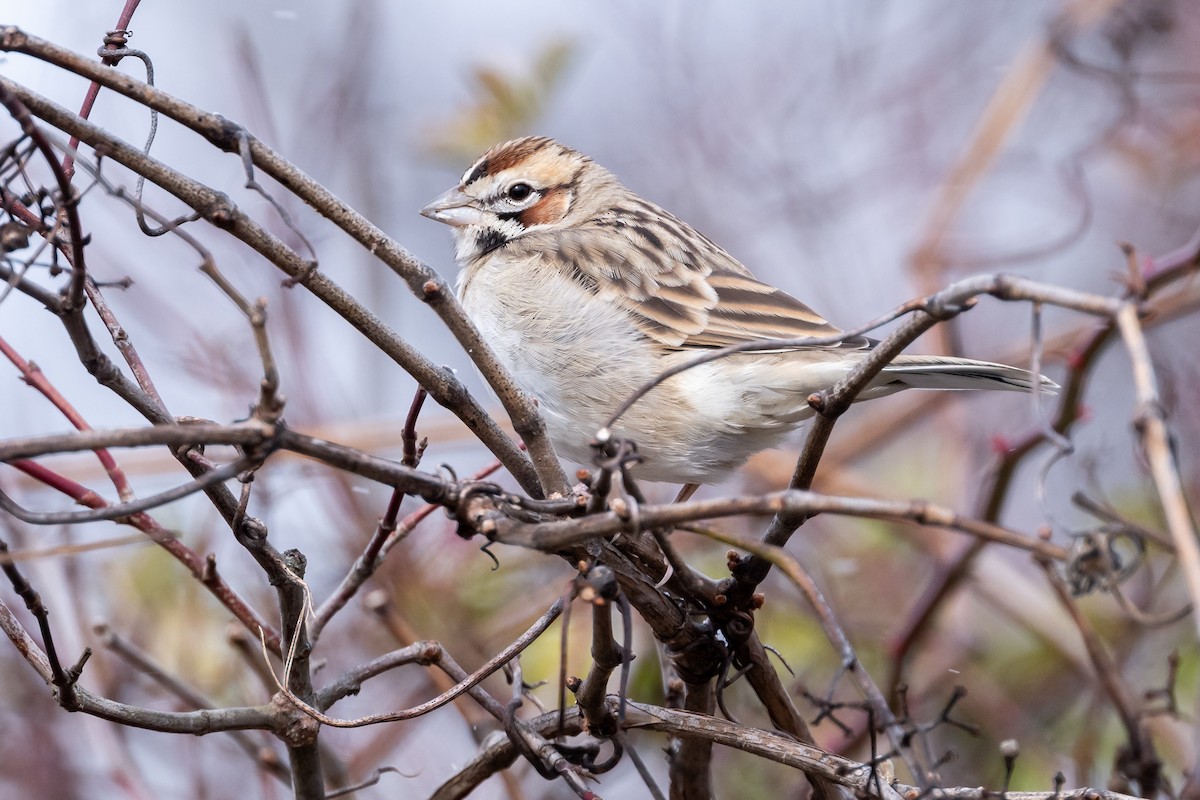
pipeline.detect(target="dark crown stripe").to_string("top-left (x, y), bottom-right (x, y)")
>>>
top-left (465, 161), bottom-right (488, 185)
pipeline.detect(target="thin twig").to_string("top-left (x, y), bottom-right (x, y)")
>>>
top-left (2, 456), bottom-right (254, 525)
top-left (1039, 557), bottom-right (1161, 796)
top-left (276, 598), bottom-right (563, 728)
top-left (0, 81), bottom-right (88, 310)
top-left (94, 623), bottom-right (290, 784)
top-left (490, 489), bottom-right (1068, 562)
top-left (83, 279), bottom-right (168, 413)
top-left (0, 537), bottom-right (87, 708)
top-left (0, 333), bottom-right (133, 501)
top-left (61, 0), bottom-right (143, 179)
top-left (679, 525), bottom-right (926, 783)
top-left (884, 235), bottom-right (1200, 698)
top-left (5, 458), bottom-right (280, 653)
top-left (1113, 303), bottom-right (1200, 643)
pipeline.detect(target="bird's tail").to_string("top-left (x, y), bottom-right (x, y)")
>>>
top-left (877, 355), bottom-right (1058, 393)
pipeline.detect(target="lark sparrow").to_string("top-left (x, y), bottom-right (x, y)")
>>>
top-left (421, 137), bottom-right (1054, 485)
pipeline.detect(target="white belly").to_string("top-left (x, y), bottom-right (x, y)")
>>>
top-left (460, 254), bottom-right (654, 458)
top-left (457, 253), bottom-right (807, 484)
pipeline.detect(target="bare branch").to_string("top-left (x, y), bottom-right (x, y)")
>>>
top-left (489, 489), bottom-right (1068, 562)
top-left (0, 592), bottom-right (275, 734)
top-left (0, 82), bottom-right (87, 310)
top-left (94, 623), bottom-right (290, 784)
top-left (1040, 558), bottom-right (1161, 796)
top-left (1114, 303), bottom-right (1200, 643)
top-left (0, 27), bottom-right (567, 497)
top-left (291, 598), bottom-right (563, 728)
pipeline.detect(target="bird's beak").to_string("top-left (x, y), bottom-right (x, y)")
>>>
top-left (420, 188), bottom-right (489, 227)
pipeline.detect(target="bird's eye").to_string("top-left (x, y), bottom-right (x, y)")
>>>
top-left (506, 182), bottom-right (533, 201)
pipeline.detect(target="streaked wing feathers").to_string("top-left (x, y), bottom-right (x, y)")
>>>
top-left (543, 203), bottom-right (861, 350)
top-left (550, 220), bottom-right (718, 346)
top-left (688, 270), bottom-right (864, 349)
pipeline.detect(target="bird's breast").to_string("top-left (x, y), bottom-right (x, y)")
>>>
top-left (458, 254), bottom-right (659, 429)
top-left (457, 252), bottom-right (805, 483)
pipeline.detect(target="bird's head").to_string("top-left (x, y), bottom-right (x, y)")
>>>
top-left (420, 136), bottom-right (608, 263)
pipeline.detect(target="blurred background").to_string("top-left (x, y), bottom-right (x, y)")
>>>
top-left (1, 1), bottom-right (1198, 798)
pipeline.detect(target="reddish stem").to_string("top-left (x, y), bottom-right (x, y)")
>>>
top-left (62, 0), bottom-right (144, 180)
top-left (8, 458), bottom-right (280, 654)
top-left (0, 334), bottom-right (132, 502)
